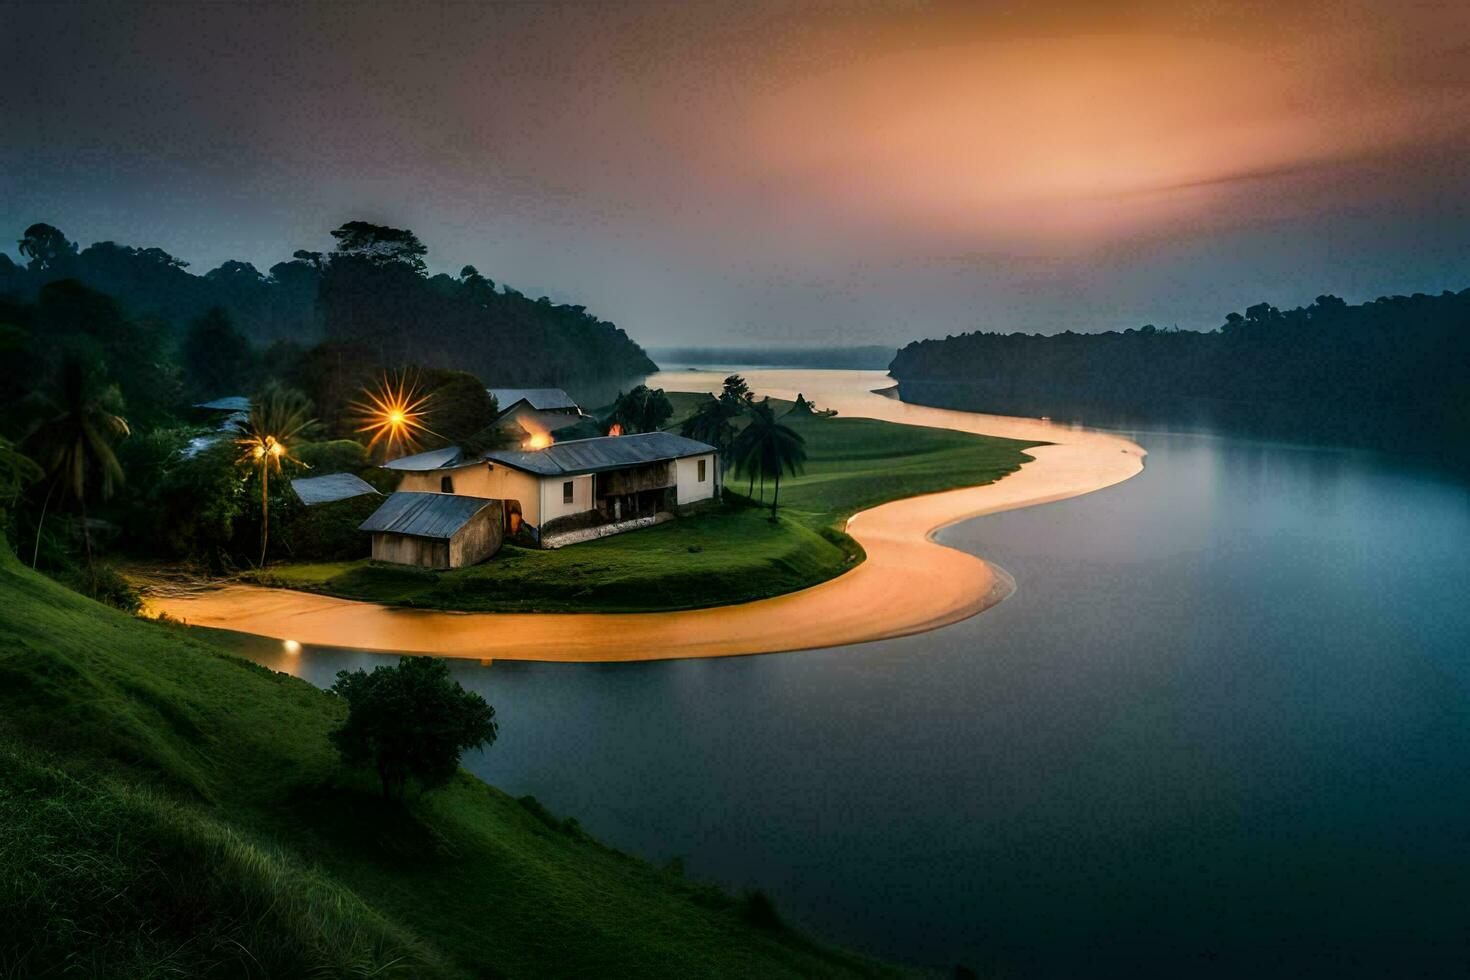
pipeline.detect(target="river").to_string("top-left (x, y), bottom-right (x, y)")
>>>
top-left (206, 368), bottom-right (1470, 976)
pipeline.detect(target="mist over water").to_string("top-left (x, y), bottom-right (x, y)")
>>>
top-left (218, 370), bottom-right (1470, 976)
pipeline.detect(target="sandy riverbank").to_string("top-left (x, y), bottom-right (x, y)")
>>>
top-left (142, 369), bottom-right (1144, 661)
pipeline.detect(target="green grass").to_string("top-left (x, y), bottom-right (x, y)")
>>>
top-left (253, 408), bottom-right (1043, 613)
top-left (0, 545), bottom-right (898, 978)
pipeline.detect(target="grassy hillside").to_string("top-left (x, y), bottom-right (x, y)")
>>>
top-left (0, 545), bottom-right (897, 978)
top-left (252, 409), bottom-right (1042, 612)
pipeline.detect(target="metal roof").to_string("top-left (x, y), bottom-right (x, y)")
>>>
top-left (291, 472), bottom-right (381, 506)
top-left (485, 431), bottom-right (716, 477)
top-left (194, 396), bottom-right (251, 412)
top-left (358, 492), bottom-right (498, 539)
top-left (488, 387), bottom-right (580, 412)
top-left (381, 446), bottom-right (467, 471)
top-left (499, 407), bottom-right (594, 436)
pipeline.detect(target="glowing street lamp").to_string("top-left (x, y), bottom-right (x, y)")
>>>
top-left (236, 431), bottom-right (304, 566)
top-left (354, 373), bottom-right (435, 459)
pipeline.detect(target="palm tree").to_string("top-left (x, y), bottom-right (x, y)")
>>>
top-left (680, 396), bottom-right (739, 467)
top-left (732, 400), bottom-right (806, 519)
top-left (234, 384), bottom-right (315, 566)
top-left (24, 356), bottom-right (130, 584)
top-left (728, 400), bottom-right (765, 499)
top-left (0, 436), bottom-right (42, 542)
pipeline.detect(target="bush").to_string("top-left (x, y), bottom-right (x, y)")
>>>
top-left (53, 560), bottom-right (142, 613)
top-left (329, 656), bottom-right (498, 800)
top-left (294, 438), bottom-right (369, 473)
top-left (282, 494), bottom-right (378, 562)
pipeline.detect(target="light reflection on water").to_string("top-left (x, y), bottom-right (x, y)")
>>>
top-left (210, 372), bottom-right (1470, 977)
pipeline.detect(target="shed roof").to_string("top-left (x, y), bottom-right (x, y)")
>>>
top-left (488, 387), bottom-right (580, 412)
top-left (485, 431), bottom-right (716, 477)
top-left (291, 472), bottom-right (381, 506)
top-left (381, 446), bottom-right (468, 471)
top-left (358, 492), bottom-right (497, 539)
top-left (194, 396), bottom-right (251, 412)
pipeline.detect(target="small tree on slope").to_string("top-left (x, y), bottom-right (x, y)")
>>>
top-left (330, 656), bottom-right (498, 800)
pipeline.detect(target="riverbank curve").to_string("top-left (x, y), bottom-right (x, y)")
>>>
top-left (141, 369), bottom-right (1145, 661)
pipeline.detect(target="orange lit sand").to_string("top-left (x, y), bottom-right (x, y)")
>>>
top-left (142, 370), bottom-right (1144, 661)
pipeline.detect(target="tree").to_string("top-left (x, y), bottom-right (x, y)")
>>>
top-left (329, 221), bottom-right (429, 272)
top-left (731, 399), bottom-right (806, 519)
top-left (679, 395), bottom-right (739, 462)
top-left (18, 223), bottom-right (78, 272)
top-left (182, 307), bottom-right (255, 400)
top-left (330, 656), bottom-right (498, 801)
top-left (0, 436), bottom-right (42, 538)
top-left (418, 368), bottom-right (497, 446)
top-left (607, 385), bottom-right (673, 434)
top-left (34, 279), bottom-right (181, 429)
top-left (23, 356), bottom-right (130, 584)
top-left (233, 383), bottom-right (315, 566)
top-left (720, 374), bottom-right (753, 410)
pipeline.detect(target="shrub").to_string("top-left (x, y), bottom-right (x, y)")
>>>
top-left (293, 438), bottom-right (369, 473)
top-left (329, 656), bottom-right (498, 800)
top-left (53, 560), bottom-right (142, 613)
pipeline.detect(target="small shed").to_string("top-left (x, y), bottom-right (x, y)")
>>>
top-left (359, 492), bottom-right (503, 569)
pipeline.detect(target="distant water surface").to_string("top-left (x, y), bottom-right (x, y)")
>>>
top-left (215, 368), bottom-right (1470, 977)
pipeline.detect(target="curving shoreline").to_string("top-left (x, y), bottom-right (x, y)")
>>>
top-left (142, 369), bottom-right (1145, 661)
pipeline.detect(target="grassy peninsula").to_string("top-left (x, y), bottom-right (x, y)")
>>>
top-left (0, 543), bottom-right (895, 977)
top-left (252, 408), bottom-right (1042, 613)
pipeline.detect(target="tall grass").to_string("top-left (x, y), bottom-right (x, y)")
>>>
top-left (0, 743), bottom-right (443, 979)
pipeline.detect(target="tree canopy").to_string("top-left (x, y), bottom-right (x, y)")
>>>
top-left (0, 220), bottom-right (658, 385)
top-left (329, 656), bottom-right (499, 801)
top-left (328, 221), bottom-right (429, 271)
top-left (607, 385), bottom-right (673, 434)
top-left (887, 290), bottom-right (1470, 453)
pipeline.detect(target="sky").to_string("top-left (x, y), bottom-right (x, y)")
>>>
top-left (3, 0), bottom-right (1469, 348)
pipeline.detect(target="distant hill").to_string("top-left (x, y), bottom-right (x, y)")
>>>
top-left (648, 345), bottom-right (895, 370)
top-left (0, 221), bottom-right (656, 386)
top-left (889, 291), bottom-right (1470, 455)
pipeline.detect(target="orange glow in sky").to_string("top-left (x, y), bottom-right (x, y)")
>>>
top-left (11, 0), bottom-right (1470, 342)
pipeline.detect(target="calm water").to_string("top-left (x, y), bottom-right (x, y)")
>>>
top-left (215, 375), bottom-right (1470, 976)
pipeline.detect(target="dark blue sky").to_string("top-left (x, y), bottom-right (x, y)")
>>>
top-left (4, 0), bottom-right (1468, 346)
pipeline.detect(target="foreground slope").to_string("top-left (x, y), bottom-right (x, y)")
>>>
top-left (0, 546), bottom-right (894, 978)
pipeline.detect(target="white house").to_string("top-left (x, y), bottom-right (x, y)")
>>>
top-left (375, 431), bottom-right (719, 553)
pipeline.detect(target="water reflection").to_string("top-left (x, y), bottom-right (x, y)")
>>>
top-left (894, 379), bottom-right (1461, 464)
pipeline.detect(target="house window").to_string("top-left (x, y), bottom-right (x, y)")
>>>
top-left (440, 475), bottom-right (454, 494)
top-left (697, 458), bottom-right (707, 482)
top-left (562, 480), bottom-right (574, 504)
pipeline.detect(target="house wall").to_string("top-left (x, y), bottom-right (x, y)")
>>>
top-left (675, 453), bottom-right (719, 504)
top-left (396, 462), bottom-right (484, 496)
top-left (396, 463), bottom-right (543, 527)
top-left (538, 472), bottom-right (595, 525)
